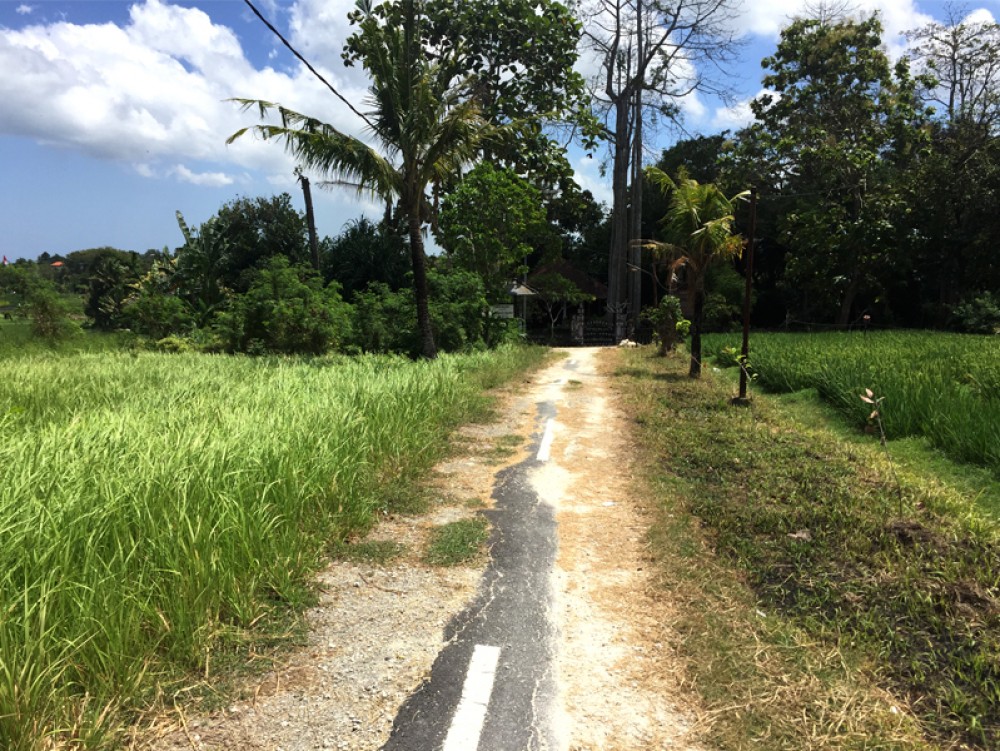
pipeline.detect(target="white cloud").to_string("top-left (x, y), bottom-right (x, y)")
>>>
top-left (288, 0), bottom-right (370, 89)
top-left (963, 8), bottom-right (997, 26)
top-left (170, 164), bottom-right (234, 187)
top-left (572, 154), bottom-right (613, 208)
top-left (736, 0), bottom-right (935, 58)
top-left (0, 0), bottom-right (371, 179)
top-left (711, 89), bottom-right (776, 130)
top-left (16, 4), bottom-right (34, 15)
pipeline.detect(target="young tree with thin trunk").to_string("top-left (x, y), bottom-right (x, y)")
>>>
top-left (645, 168), bottom-right (746, 378)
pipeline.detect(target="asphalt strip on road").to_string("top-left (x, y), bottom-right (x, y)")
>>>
top-left (380, 389), bottom-right (563, 751)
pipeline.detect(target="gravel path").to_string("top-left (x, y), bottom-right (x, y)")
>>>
top-left (141, 347), bottom-right (707, 751)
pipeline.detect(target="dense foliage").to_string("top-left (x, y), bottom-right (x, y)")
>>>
top-left (9, 6), bottom-right (1000, 345)
top-left (709, 12), bottom-right (1000, 329)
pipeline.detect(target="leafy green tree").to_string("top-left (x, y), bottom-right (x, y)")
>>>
top-left (85, 253), bottom-right (141, 330)
top-left (530, 271), bottom-right (595, 341)
top-left (348, 0), bottom-right (591, 184)
top-left (215, 256), bottom-right (351, 355)
top-left (230, 1), bottom-right (498, 358)
top-left (902, 11), bottom-right (1000, 322)
top-left (174, 212), bottom-right (231, 326)
top-left (645, 168), bottom-right (746, 378)
top-left (213, 193), bottom-right (310, 292)
top-left (438, 163), bottom-right (549, 301)
top-left (59, 247), bottom-right (143, 294)
top-left (322, 217), bottom-right (409, 298)
top-left (0, 265), bottom-right (81, 339)
top-left (737, 15), bottom-right (928, 325)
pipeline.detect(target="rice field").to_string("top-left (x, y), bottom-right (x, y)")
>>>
top-left (705, 330), bottom-right (1000, 473)
top-left (0, 345), bottom-right (542, 750)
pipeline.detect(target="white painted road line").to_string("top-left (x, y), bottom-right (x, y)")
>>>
top-left (442, 644), bottom-right (502, 751)
top-left (536, 418), bottom-right (555, 462)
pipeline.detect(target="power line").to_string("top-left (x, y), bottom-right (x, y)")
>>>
top-left (242, 0), bottom-right (375, 132)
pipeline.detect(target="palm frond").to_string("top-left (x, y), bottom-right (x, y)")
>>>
top-left (227, 100), bottom-right (401, 201)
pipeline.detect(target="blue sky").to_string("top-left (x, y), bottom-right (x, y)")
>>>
top-left (0, 0), bottom-right (990, 260)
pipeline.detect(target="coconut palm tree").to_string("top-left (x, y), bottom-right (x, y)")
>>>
top-left (228, 1), bottom-right (492, 358)
top-left (645, 168), bottom-right (747, 378)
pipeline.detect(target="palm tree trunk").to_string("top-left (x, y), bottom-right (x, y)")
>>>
top-left (689, 285), bottom-right (705, 379)
top-left (299, 174), bottom-right (321, 271)
top-left (408, 211), bottom-right (437, 359)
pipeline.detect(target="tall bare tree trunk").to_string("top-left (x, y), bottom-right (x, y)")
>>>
top-left (607, 100), bottom-right (632, 341)
top-left (627, 0), bottom-right (644, 335)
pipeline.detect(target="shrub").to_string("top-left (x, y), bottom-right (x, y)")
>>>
top-left (951, 292), bottom-right (1000, 334)
top-left (25, 288), bottom-right (82, 340)
top-left (350, 282), bottom-right (418, 354)
top-left (215, 256), bottom-right (352, 355)
top-left (427, 267), bottom-right (490, 352)
top-left (349, 267), bottom-right (492, 356)
top-left (642, 295), bottom-right (688, 355)
top-left (123, 293), bottom-right (194, 339)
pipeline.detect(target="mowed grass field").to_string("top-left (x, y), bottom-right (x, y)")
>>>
top-left (617, 340), bottom-right (1000, 750)
top-left (705, 330), bottom-right (1000, 477)
top-left (0, 341), bottom-right (544, 750)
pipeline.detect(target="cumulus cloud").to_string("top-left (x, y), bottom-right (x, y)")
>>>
top-left (170, 164), bottom-right (235, 187)
top-left (572, 154), bottom-right (613, 208)
top-left (735, 0), bottom-right (935, 58)
top-left (963, 7), bottom-right (997, 26)
top-left (711, 89), bottom-right (776, 130)
top-left (0, 0), bottom-right (370, 179)
top-left (16, 4), bottom-right (34, 15)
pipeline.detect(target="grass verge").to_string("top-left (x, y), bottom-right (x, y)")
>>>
top-left (614, 347), bottom-right (1000, 750)
top-left (424, 518), bottom-right (490, 566)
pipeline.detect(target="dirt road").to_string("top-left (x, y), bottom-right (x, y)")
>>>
top-left (146, 347), bottom-right (705, 751)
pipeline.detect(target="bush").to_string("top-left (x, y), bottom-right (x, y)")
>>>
top-left (951, 292), bottom-right (1000, 334)
top-left (25, 288), bottom-right (82, 340)
top-left (0, 266), bottom-right (81, 340)
top-left (215, 256), bottom-right (352, 355)
top-left (427, 267), bottom-right (490, 352)
top-left (642, 295), bottom-right (688, 355)
top-left (348, 267), bottom-right (493, 356)
top-left (350, 282), bottom-right (418, 355)
top-left (123, 293), bottom-right (195, 339)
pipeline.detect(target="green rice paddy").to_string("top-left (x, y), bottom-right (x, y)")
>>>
top-left (706, 331), bottom-right (1000, 474)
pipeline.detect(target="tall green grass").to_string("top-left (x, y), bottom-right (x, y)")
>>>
top-left (0, 345), bottom-right (543, 749)
top-left (0, 320), bottom-right (129, 358)
top-left (706, 331), bottom-right (1000, 472)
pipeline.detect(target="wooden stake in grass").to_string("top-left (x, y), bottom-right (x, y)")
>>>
top-left (860, 388), bottom-right (904, 517)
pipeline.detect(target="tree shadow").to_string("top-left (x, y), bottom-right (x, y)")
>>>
top-left (614, 366), bottom-right (691, 383)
